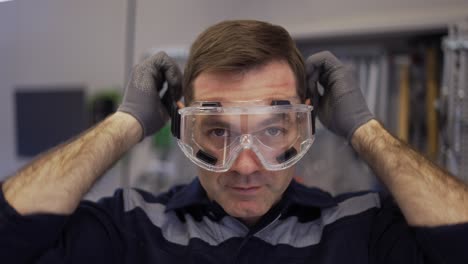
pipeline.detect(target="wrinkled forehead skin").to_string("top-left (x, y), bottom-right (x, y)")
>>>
top-left (191, 60), bottom-right (299, 104)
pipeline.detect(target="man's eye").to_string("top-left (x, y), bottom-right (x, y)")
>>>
top-left (264, 127), bottom-right (284, 137)
top-left (210, 128), bottom-right (229, 137)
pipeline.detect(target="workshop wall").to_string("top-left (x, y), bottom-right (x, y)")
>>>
top-left (0, 0), bottom-right (129, 198)
top-left (0, 1), bottom-right (17, 177)
top-left (235, 0), bottom-right (468, 38)
top-left (134, 0), bottom-right (239, 62)
top-left (13, 0), bottom-right (126, 91)
top-left (135, 0), bottom-right (468, 55)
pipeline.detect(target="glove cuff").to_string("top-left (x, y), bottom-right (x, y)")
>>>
top-left (116, 106), bottom-right (147, 141)
top-left (346, 114), bottom-right (375, 142)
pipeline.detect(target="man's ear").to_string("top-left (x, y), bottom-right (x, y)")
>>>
top-left (305, 98), bottom-right (312, 106)
top-left (177, 101), bottom-right (185, 109)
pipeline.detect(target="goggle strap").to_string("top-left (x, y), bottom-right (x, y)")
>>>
top-left (159, 84), bottom-right (181, 139)
top-left (201, 102), bottom-right (222, 107)
top-left (271, 100), bottom-right (291, 106)
top-left (196, 150), bottom-right (218, 165)
top-left (311, 108), bottom-right (316, 135)
top-left (171, 105), bottom-right (181, 139)
top-left (276, 147), bottom-right (298, 163)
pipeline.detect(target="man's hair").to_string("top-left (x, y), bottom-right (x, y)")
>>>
top-left (183, 20), bottom-right (306, 104)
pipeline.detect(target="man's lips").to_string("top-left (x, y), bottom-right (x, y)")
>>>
top-left (228, 186), bottom-right (261, 195)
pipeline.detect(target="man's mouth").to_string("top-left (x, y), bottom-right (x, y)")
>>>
top-left (229, 186), bottom-right (261, 195)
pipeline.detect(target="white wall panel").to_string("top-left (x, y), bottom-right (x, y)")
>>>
top-left (0, 1), bottom-right (18, 178)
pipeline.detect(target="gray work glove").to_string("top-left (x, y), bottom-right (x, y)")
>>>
top-left (118, 51), bottom-right (182, 139)
top-left (306, 51), bottom-right (374, 141)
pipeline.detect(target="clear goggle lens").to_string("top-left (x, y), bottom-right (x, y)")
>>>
top-left (177, 102), bottom-right (314, 172)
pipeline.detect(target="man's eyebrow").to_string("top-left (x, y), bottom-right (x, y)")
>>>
top-left (257, 113), bottom-right (290, 127)
top-left (199, 117), bottom-right (231, 128)
top-left (198, 114), bottom-right (290, 129)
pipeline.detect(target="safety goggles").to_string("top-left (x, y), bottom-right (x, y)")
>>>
top-left (171, 99), bottom-right (315, 172)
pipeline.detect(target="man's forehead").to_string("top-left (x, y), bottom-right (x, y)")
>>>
top-left (192, 60), bottom-right (298, 102)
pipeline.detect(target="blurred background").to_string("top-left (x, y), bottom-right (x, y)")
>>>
top-left (1, 0), bottom-right (468, 200)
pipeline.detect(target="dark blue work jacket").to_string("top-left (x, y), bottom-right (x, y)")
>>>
top-left (1, 178), bottom-right (467, 263)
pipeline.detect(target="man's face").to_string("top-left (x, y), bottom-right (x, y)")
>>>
top-left (191, 60), bottom-right (298, 226)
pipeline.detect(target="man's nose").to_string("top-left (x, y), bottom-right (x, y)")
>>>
top-left (230, 148), bottom-right (262, 175)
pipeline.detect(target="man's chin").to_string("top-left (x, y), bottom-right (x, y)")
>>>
top-left (224, 201), bottom-right (270, 225)
top-left (236, 215), bottom-right (262, 226)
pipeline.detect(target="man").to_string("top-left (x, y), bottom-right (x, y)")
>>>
top-left (1, 20), bottom-right (467, 263)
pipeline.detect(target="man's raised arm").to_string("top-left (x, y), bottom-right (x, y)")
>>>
top-left (306, 51), bottom-right (468, 227)
top-left (352, 119), bottom-right (468, 226)
top-left (2, 112), bottom-right (141, 215)
top-left (1, 52), bottom-right (182, 215)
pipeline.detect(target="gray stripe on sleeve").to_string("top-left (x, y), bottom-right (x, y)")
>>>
top-left (254, 192), bottom-right (381, 248)
top-left (123, 189), bottom-right (248, 246)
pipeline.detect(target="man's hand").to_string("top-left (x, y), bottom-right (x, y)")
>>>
top-left (306, 51), bottom-right (374, 140)
top-left (118, 51), bottom-right (183, 139)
